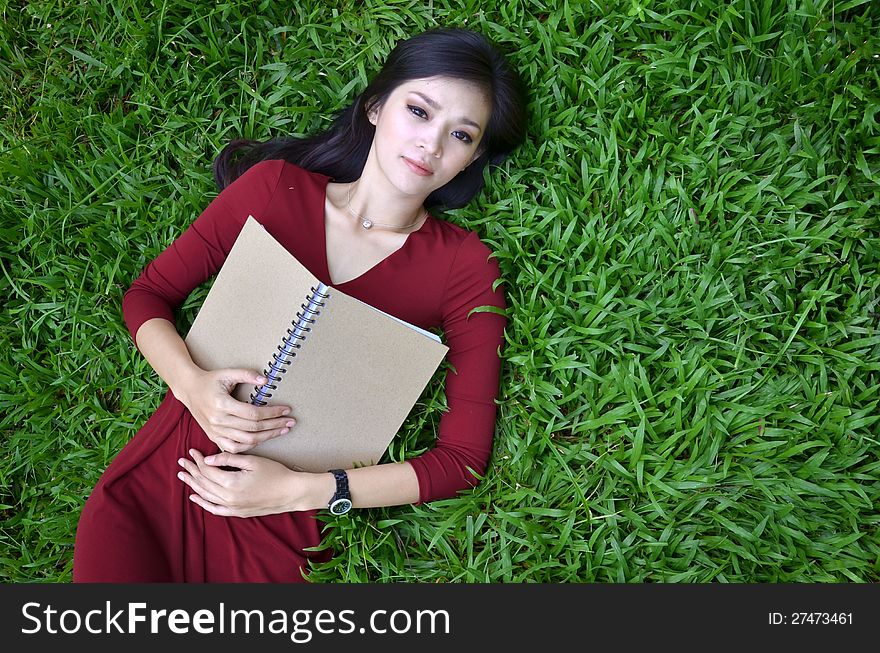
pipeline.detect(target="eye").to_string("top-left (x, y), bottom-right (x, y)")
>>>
top-left (452, 130), bottom-right (473, 144)
top-left (407, 105), bottom-right (427, 119)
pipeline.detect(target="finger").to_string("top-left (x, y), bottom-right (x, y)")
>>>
top-left (212, 435), bottom-right (242, 453)
top-left (178, 464), bottom-right (228, 502)
top-left (177, 470), bottom-right (228, 506)
top-left (210, 421), bottom-right (293, 449)
top-left (203, 451), bottom-right (254, 471)
top-left (182, 452), bottom-right (234, 490)
top-left (217, 413), bottom-right (296, 436)
top-left (211, 420), bottom-right (293, 447)
top-left (190, 448), bottom-right (254, 485)
top-left (187, 492), bottom-right (238, 518)
top-left (223, 398), bottom-right (293, 424)
top-left (214, 369), bottom-right (269, 390)
top-left (211, 430), bottom-right (259, 453)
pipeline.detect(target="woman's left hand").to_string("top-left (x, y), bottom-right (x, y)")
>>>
top-left (177, 449), bottom-right (320, 517)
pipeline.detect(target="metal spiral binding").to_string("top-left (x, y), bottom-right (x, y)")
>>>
top-left (250, 284), bottom-right (330, 406)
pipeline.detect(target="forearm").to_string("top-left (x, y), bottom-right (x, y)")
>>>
top-left (134, 317), bottom-right (203, 400)
top-left (301, 461), bottom-right (420, 511)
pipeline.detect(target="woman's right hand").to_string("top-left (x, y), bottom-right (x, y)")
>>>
top-left (176, 368), bottom-right (295, 454)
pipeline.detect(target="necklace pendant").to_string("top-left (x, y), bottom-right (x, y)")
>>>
top-left (361, 219), bottom-right (373, 229)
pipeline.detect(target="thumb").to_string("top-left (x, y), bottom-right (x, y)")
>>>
top-left (217, 368), bottom-right (268, 388)
top-left (204, 451), bottom-right (253, 469)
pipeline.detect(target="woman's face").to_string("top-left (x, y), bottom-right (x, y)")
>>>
top-left (367, 76), bottom-right (491, 198)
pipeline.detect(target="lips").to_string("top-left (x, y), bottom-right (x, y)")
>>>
top-left (402, 157), bottom-right (433, 176)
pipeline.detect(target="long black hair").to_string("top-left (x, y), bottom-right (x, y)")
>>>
top-left (212, 27), bottom-right (527, 211)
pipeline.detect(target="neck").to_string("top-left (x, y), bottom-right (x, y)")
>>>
top-left (348, 152), bottom-right (429, 231)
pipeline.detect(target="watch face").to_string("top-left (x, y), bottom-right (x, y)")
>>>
top-left (330, 498), bottom-right (352, 515)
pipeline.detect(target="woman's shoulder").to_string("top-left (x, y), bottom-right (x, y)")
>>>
top-left (240, 158), bottom-right (330, 187)
top-left (430, 218), bottom-right (497, 261)
top-left (425, 219), bottom-right (502, 290)
top-left (434, 221), bottom-right (506, 313)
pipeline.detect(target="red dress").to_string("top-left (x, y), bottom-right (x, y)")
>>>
top-left (73, 160), bottom-right (508, 582)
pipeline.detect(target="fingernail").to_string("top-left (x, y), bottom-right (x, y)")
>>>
top-left (188, 449), bottom-right (195, 456)
top-left (177, 472), bottom-right (184, 480)
top-left (280, 428), bottom-right (289, 435)
top-left (286, 420), bottom-right (295, 427)
top-left (177, 458), bottom-right (185, 466)
top-left (282, 408), bottom-right (291, 415)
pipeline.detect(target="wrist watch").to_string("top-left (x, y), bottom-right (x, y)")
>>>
top-left (328, 469), bottom-right (352, 515)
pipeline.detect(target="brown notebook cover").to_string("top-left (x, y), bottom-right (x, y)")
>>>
top-left (184, 215), bottom-right (449, 472)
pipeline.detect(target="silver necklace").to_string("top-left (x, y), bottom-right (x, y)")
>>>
top-left (346, 183), bottom-right (427, 231)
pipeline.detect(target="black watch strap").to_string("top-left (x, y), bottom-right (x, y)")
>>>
top-left (328, 469), bottom-right (352, 515)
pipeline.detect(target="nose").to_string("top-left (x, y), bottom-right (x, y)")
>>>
top-left (417, 125), bottom-right (443, 158)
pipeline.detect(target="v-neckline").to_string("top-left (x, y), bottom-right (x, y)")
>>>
top-left (319, 176), bottom-right (431, 287)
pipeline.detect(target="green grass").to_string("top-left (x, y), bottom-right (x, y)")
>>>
top-left (1, 0), bottom-right (878, 583)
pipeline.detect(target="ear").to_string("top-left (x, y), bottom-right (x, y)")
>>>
top-left (365, 97), bottom-right (379, 125)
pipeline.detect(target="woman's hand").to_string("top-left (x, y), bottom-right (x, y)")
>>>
top-left (177, 449), bottom-right (330, 517)
top-left (177, 368), bottom-right (295, 453)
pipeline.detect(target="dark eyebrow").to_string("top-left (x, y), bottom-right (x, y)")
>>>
top-left (411, 91), bottom-right (482, 132)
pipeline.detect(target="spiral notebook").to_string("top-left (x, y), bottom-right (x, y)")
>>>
top-left (184, 215), bottom-right (449, 472)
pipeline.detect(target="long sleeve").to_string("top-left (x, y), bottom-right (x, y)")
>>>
top-left (122, 160), bottom-right (285, 352)
top-left (408, 231), bottom-right (508, 503)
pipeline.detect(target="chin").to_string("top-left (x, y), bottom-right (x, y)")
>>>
top-left (394, 173), bottom-right (442, 197)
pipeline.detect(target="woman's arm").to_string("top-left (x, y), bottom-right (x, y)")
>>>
top-left (135, 316), bottom-right (296, 453)
top-left (134, 317), bottom-right (203, 398)
top-left (177, 450), bottom-right (420, 516)
top-left (122, 160), bottom-right (300, 452)
top-left (406, 231), bottom-right (508, 502)
top-left (344, 462), bottom-right (421, 507)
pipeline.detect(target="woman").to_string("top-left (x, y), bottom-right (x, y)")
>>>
top-left (73, 27), bottom-right (527, 582)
